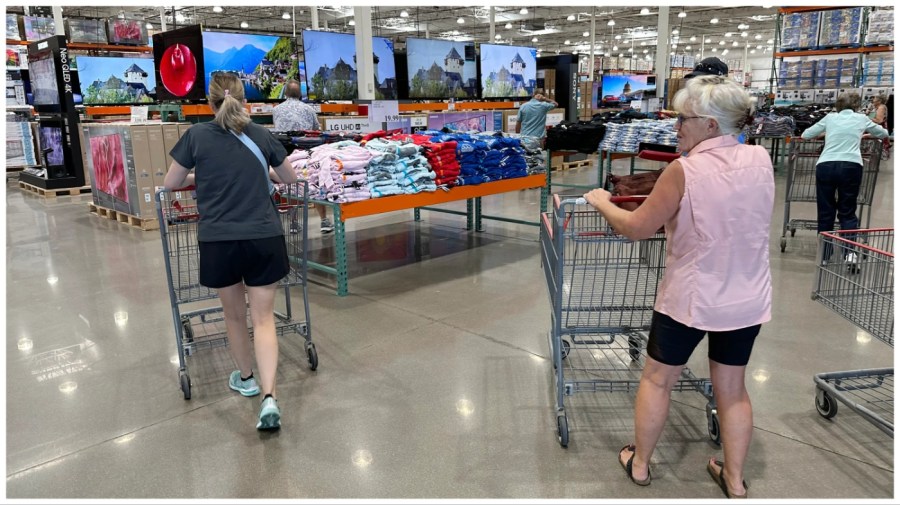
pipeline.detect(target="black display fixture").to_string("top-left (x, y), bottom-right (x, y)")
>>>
top-left (21, 35), bottom-right (86, 191)
top-left (537, 54), bottom-right (578, 122)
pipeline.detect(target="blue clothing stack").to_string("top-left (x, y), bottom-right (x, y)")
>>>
top-left (365, 138), bottom-right (437, 197)
top-left (454, 138), bottom-right (491, 186)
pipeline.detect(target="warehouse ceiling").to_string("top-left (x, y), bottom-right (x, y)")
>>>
top-left (9, 5), bottom-right (780, 59)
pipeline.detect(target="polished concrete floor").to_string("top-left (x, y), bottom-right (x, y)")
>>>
top-left (5, 154), bottom-right (894, 499)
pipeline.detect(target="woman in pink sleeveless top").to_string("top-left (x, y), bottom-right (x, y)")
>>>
top-left (584, 75), bottom-right (774, 499)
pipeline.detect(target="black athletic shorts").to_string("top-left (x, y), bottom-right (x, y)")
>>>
top-left (646, 311), bottom-right (761, 367)
top-left (198, 236), bottom-right (289, 289)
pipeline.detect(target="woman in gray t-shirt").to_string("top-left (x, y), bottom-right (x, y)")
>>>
top-left (164, 72), bottom-right (297, 431)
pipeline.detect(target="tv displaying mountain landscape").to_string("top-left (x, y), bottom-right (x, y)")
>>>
top-left (301, 30), bottom-right (397, 101)
top-left (202, 31), bottom-right (299, 100)
top-left (480, 43), bottom-right (536, 98)
top-left (78, 56), bottom-right (155, 104)
top-left (406, 37), bottom-right (477, 99)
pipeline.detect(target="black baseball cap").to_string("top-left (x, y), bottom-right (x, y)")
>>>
top-left (685, 57), bottom-right (729, 79)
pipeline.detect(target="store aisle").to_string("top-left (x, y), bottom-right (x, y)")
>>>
top-left (5, 158), bottom-right (893, 498)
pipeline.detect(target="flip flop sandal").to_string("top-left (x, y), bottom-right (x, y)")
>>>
top-left (707, 459), bottom-right (748, 499)
top-left (619, 444), bottom-right (651, 486)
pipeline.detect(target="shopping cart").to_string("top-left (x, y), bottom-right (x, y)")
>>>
top-left (780, 138), bottom-right (882, 252)
top-left (156, 182), bottom-right (317, 400)
top-left (541, 194), bottom-right (716, 447)
top-left (811, 228), bottom-right (893, 436)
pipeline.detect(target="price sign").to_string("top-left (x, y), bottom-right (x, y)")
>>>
top-left (368, 100), bottom-right (400, 129)
top-left (131, 106), bottom-right (149, 124)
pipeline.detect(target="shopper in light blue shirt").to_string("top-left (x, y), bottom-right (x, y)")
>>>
top-left (516, 93), bottom-right (558, 140)
top-left (800, 93), bottom-right (888, 261)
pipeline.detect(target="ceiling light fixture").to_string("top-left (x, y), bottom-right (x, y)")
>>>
top-left (532, 37), bottom-right (538, 42)
top-left (495, 34), bottom-right (502, 39)
top-left (678, 11), bottom-right (687, 18)
top-left (608, 19), bottom-right (615, 26)
top-left (400, 10), bottom-right (409, 18)
top-left (615, 34), bottom-right (621, 40)
top-left (146, 22), bottom-right (153, 29)
top-left (457, 17), bottom-right (465, 24)
top-left (240, 21), bottom-right (249, 28)
top-left (690, 36), bottom-right (696, 41)
top-left (612, 45), bottom-right (618, 50)
top-left (766, 38), bottom-right (773, 44)
top-left (686, 45), bottom-right (691, 50)
top-left (643, 49), bottom-right (648, 53)
top-left (723, 49), bottom-right (729, 54)
top-left (567, 14), bottom-right (576, 21)
top-left (282, 12), bottom-right (290, 19)
top-left (349, 19), bottom-right (355, 26)
top-left (520, 8), bottom-right (528, 15)
top-left (741, 31), bottom-right (748, 37)
top-left (505, 22), bottom-right (512, 29)
top-left (738, 23), bottom-right (748, 29)
top-left (710, 18), bottom-right (719, 24)
top-left (712, 47), bottom-right (718, 52)
top-left (213, 6), bottom-right (223, 13)
top-left (705, 38), bottom-right (712, 43)
top-left (640, 8), bottom-right (650, 15)
top-left (732, 40), bottom-right (739, 46)
top-left (719, 40), bottom-right (725, 45)
top-left (564, 40), bottom-right (571, 45)
top-left (755, 34), bottom-right (762, 39)
top-left (725, 32), bottom-right (733, 37)
top-left (672, 29), bottom-right (678, 34)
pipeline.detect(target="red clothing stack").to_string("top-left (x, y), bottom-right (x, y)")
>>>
top-left (422, 141), bottom-right (460, 186)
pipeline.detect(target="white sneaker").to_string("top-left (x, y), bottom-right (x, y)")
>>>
top-left (845, 252), bottom-right (860, 273)
top-left (320, 218), bottom-right (334, 234)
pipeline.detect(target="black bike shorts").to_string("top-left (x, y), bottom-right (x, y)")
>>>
top-left (198, 236), bottom-right (289, 289)
top-left (646, 311), bottom-right (761, 367)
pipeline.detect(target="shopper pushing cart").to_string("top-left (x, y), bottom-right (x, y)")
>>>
top-left (159, 72), bottom-right (317, 431)
top-left (579, 75), bottom-right (773, 498)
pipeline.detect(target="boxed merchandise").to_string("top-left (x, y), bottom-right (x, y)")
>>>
top-left (863, 52), bottom-right (894, 86)
top-left (146, 124), bottom-right (167, 189)
top-left (865, 8), bottom-right (894, 46)
top-left (81, 123), bottom-right (142, 215)
top-left (780, 11), bottom-right (821, 50)
top-left (818, 7), bottom-right (863, 48)
top-left (129, 125), bottom-right (158, 219)
top-left (161, 123), bottom-right (180, 170)
top-left (6, 121), bottom-right (38, 167)
top-left (814, 89), bottom-right (838, 104)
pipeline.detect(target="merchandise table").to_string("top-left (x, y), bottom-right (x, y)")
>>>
top-left (311, 174), bottom-right (548, 296)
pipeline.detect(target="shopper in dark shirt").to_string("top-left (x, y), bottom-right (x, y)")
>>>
top-left (164, 72), bottom-right (298, 431)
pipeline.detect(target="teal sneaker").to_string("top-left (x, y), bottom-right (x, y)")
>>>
top-left (256, 396), bottom-right (281, 431)
top-left (228, 370), bottom-right (260, 397)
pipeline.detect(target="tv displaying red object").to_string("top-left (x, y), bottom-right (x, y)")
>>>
top-left (152, 25), bottom-right (205, 101)
top-left (90, 133), bottom-right (129, 204)
top-left (107, 18), bottom-right (147, 46)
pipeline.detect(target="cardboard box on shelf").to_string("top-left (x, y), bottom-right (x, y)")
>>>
top-left (161, 123), bottom-right (180, 170)
top-left (146, 124), bottom-right (167, 189)
top-left (129, 125), bottom-right (158, 219)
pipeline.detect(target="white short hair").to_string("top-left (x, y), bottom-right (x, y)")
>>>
top-left (672, 75), bottom-right (754, 135)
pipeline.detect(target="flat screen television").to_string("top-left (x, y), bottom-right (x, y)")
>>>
top-left (301, 30), bottom-right (397, 100)
top-left (39, 125), bottom-right (65, 166)
top-left (7, 13), bottom-right (21, 40)
top-left (66, 18), bottom-right (107, 44)
top-left (406, 37), bottom-right (477, 99)
top-left (107, 18), bottom-right (148, 46)
top-left (23, 16), bottom-right (56, 42)
top-left (78, 55), bottom-right (156, 104)
top-left (599, 74), bottom-right (657, 106)
top-left (29, 50), bottom-right (60, 106)
top-left (152, 25), bottom-right (205, 101)
top-left (479, 43), bottom-right (537, 99)
top-left (202, 30), bottom-right (300, 100)
top-left (89, 133), bottom-right (129, 203)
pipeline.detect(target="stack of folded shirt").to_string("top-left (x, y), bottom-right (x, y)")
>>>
top-left (364, 138), bottom-right (437, 197)
top-left (517, 135), bottom-right (547, 175)
top-left (421, 141), bottom-right (460, 187)
top-left (309, 141), bottom-right (373, 203)
top-left (280, 149), bottom-right (315, 197)
top-left (482, 135), bottom-right (528, 180)
top-left (455, 138), bottom-right (490, 186)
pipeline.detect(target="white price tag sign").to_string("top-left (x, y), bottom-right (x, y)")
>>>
top-left (546, 112), bottom-right (564, 127)
top-left (131, 106), bottom-right (149, 124)
top-left (369, 100), bottom-right (400, 128)
top-left (410, 116), bottom-right (427, 127)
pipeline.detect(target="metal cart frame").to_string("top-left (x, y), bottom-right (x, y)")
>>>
top-left (811, 228), bottom-right (893, 436)
top-left (156, 182), bottom-right (317, 400)
top-left (541, 194), bottom-right (716, 447)
top-left (780, 138), bottom-right (882, 252)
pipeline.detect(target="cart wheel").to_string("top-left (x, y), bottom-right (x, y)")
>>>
top-left (780, 238), bottom-right (787, 253)
top-left (707, 412), bottom-right (721, 445)
top-left (182, 320), bottom-right (194, 343)
top-left (180, 372), bottom-right (191, 400)
top-left (561, 339), bottom-right (571, 360)
top-left (815, 390), bottom-right (838, 419)
top-left (790, 228), bottom-right (797, 237)
top-left (627, 335), bottom-right (642, 361)
top-left (306, 342), bottom-right (319, 371)
top-left (557, 414), bottom-right (569, 448)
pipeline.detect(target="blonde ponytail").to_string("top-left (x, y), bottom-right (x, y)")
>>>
top-left (208, 72), bottom-right (251, 134)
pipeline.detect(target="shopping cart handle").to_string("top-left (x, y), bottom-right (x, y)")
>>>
top-left (572, 195), bottom-right (649, 206)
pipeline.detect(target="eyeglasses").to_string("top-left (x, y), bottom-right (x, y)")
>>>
top-left (675, 114), bottom-right (708, 125)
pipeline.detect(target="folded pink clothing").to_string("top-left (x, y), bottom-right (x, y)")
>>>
top-left (288, 150), bottom-right (310, 163)
top-left (337, 172), bottom-right (368, 183)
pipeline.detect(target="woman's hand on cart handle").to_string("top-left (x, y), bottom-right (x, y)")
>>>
top-left (583, 187), bottom-right (613, 208)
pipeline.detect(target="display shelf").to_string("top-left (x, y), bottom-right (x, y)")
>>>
top-left (779, 7), bottom-right (852, 14)
top-left (6, 39), bottom-right (150, 52)
top-left (775, 46), bottom-right (893, 58)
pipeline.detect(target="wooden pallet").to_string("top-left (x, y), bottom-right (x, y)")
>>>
top-left (89, 203), bottom-right (160, 231)
top-left (560, 159), bottom-right (593, 171)
top-left (19, 181), bottom-right (92, 198)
